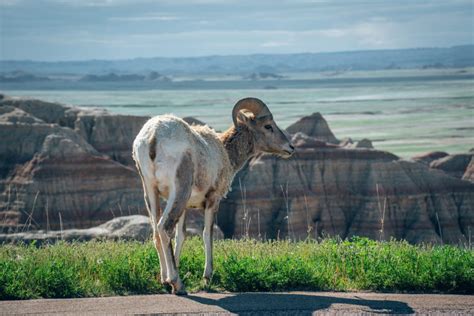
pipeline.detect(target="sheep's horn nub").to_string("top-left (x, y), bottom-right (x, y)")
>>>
top-left (232, 97), bottom-right (273, 126)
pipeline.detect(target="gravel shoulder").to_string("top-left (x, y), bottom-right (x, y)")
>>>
top-left (1, 291), bottom-right (473, 315)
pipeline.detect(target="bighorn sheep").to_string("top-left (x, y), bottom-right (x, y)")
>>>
top-left (132, 97), bottom-right (294, 294)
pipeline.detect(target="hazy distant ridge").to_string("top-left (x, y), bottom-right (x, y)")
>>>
top-left (1, 45), bottom-right (473, 75)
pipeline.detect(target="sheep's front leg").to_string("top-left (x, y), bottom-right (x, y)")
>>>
top-left (203, 198), bottom-right (219, 284)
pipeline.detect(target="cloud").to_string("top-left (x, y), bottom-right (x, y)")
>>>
top-left (352, 22), bottom-right (391, 46)
top-left (108, 15), bottom-right (180, 22)
top-left (45, 0), bottom-right (155, 7)
top-left (30, 24), bottom-right (398, 51)
top-left (1, 0), bottom-right (472, 60)
top-left (313, 20), bottom-right (396, 47)
top-left (317, 29), bottom-right (346, 38)
top-left (261, 41), bottom-right (291, 48)
top-left (0, 0), bottom-right (23, 6)
top-left (44, 0), bottom-right (237, 6)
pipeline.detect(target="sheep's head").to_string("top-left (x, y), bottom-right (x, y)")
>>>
top-left (232, 97), bottom-right (294, 158)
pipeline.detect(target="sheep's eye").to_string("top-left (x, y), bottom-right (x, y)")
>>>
top-left (264, 125), bottom-right (273, 132)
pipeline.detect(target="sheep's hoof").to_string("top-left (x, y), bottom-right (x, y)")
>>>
top-left (171, 279), bottom-right (187, 296)
top-left (173, 287), bottom-right (188, 296)
top-left (162, 283), bottom-right (173, 293)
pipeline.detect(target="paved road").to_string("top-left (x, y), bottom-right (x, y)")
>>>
top-left (1, 291), bottom-right (473, 315)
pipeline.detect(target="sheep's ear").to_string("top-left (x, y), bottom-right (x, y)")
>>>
top-left (236, 110), bottom-right (255, 126)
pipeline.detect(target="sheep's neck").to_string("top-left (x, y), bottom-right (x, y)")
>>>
top-left (219, 126), bottom-right (255, 173)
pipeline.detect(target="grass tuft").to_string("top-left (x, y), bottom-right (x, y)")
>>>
top-left (0, 237), bottom-right (473, 299)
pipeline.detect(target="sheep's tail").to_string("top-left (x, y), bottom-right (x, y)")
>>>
top-left (133, 136), bottom-right (156, 180)
top-left (133, 136), bottom-right (157, 215)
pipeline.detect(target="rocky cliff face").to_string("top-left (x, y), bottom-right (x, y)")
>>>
top-left (0, 213), bottom-right (223, 245)
top-left (0, 96), bottom-right (147, 230)
top-left (286, 112), bottom-right (339, 144)
top-left (412, 151), bottom-right (474, 181)
top-left (73, 113), bottom-right (149, 166)
top-left (463, 158), bottom-right (474, 182)
top-left (429, 153), bottom-right (473, 180)
top-left (1, 96), bottom-right (473, 245)
top-left (218, 116), bottom-right (474, 245)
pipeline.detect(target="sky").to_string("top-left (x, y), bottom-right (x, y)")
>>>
top-left (0, 0), bottom-right (473, 61)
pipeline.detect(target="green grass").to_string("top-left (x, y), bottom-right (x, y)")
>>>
top-left (1, 237), bottom-right (473, 299)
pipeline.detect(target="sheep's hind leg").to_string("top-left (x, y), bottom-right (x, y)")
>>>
top-left (157, 154), bottom-right (193, 295)
top-left (137, 166), bottom-right (168, 285)
top-left (174, 210), bottom-right (186, 268)
top-left (150, 187), bottom-right (168, 286)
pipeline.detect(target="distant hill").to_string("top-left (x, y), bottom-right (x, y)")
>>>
top-left (78, 71), bottom-right (171, 82)
top-left (0, 71), bottom-right (50, 83)
top-left (243, 72), bottom-right (285, 80)
top-left (1, 45), bottom-right (473, 76)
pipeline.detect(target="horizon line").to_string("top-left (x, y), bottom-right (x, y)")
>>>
top-left (1, 43), bottom-right (472, 64)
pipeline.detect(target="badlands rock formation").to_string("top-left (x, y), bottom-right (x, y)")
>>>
top-left (218, 114), bottom-right (474, 245)
top-left (0, 96), bottom-right (147, 230)
top-left (1, 95), bottom-right (473, 244)
top-left (412, 151), bottom-right (474, 181)
top-left (286, 112), bottom-right (339, 144)
top-left (0, 212), bottom-right (223, 244)
top-left (463, 158), bottom-right (474, 182)
top-left (0, 215), bottom-right (152, 244)
top-left (429, 153), bottom-right (473, 179)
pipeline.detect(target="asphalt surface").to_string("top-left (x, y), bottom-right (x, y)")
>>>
top-left (1, 291), bottom-right (473, 315)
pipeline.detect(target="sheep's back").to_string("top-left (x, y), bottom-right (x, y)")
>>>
top-left (137, 114), bottom-right (234, 200)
